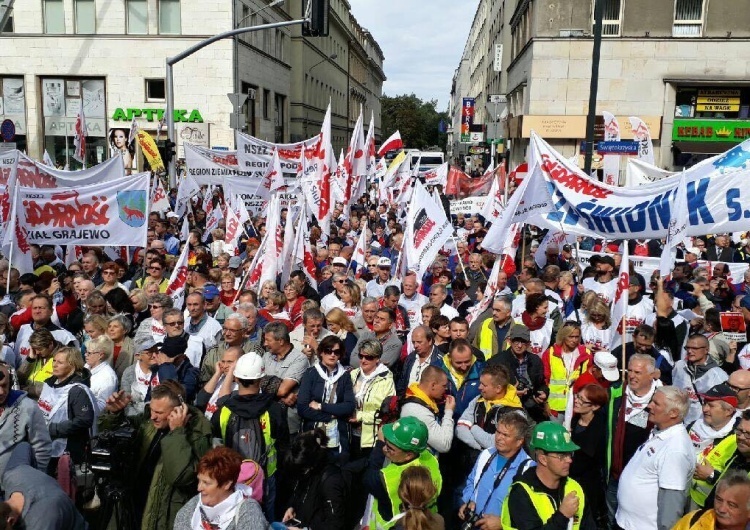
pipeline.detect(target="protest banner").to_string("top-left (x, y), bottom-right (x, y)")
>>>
top-left (184, 144), bottom-right (251, 185)
top-left (720, 312), bottom-right (747, 342)
top-left (450, 196), bottom-right (487, 215)
top-left (235, 131), bottom-right (319, 177)
top-left (224, 175), bottom-right (298, 217)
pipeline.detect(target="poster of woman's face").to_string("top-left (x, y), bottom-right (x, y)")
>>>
top-left (109, 128), bottom-right (134, 155)
top-left (42, 79), bottom-right (65, 117)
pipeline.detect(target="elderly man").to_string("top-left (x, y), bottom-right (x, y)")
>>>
top-left (289, 308), bottom-right (332, 362)
top-left (676, 471), bottom-right (750, 530)
top-left (399, 273), bottom-right (429, 329)
top-left (317, 256), bottom-right (348, 298)
top-left (320, 273), bottom-right (348, 315)
top-left (350, 307), bottom-right (403, 369)
top-left (354, 296), bottom-right (379, 333)
top-left (200, 312), bottom-right (260, 384)
top-left (428, 283), bottom-right (459, 320)
top-left (689, 383), bottom-right (741, 509)
top-left (616, 386), bottom-right (696, 530)
top-left (397, 326), bottom-right (442, 394)
top-left (474, 296), bottom-right (513, 359)
top-left (14, 295), bottom-right (77, 360)
top-left (366, 257), bottom-right (398, 298)
top-left (465, 253), bottom-right (488, 301)
top-left (184, 291), bottom-right (223, 352)
top-left (203, 284), bottom-right (232, 325)
top-left (235, 301), bottom-right (265, 343)
top-left (81, 251), bottom-right (103, 286)
top-left (674, 334), bottom-right (729, 424)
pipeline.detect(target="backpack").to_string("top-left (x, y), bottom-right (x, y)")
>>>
top-left (221, 409), bottom-right (269, 468)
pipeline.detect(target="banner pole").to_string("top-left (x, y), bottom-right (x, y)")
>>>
top-left (450, 237), bottom-right (470, 285)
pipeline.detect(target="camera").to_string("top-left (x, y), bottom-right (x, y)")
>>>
top-left (516, 376), bottom-right (532, 393)
top-left (89, 424), bottom-right (137, 475)
top-left (460, 508), bottom-right (481, 530)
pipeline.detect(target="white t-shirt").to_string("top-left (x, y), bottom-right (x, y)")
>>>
top-left (511, 293), bottom-right (557, 320)
top-left (582, 277), bottom-right (618, 306)
top-left (616, 423), bottom-right (695, 530)
top-left (581, 322), bottom-right (612, 353)
top-left (611, 297), bottom-right (655, 350)
top-left (87, 362), bottom-right (119, 411)
top-left (672, 360), bottom-right (729, 424)
top-left (408, 355), bottom-right (432, 388)
top-left (513, 317), bottom-right (553, 356)
top-left (399, 293), bottom-right (429, 329)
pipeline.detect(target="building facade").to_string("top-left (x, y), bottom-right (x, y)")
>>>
top-left (0, 0), bottom-right (384, 169)
top-left (452, 0), bottom-right (750, 174)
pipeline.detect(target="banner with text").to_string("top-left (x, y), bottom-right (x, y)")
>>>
top-left (184, 144), bottom-right (251, 185)
top-left (235, 131), bottom-right (319, 178)
top-left (224, 175), bottom-right (299, 217)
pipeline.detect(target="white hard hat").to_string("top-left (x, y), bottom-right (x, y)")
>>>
top-left (234, 352), bottom-right (265, 380)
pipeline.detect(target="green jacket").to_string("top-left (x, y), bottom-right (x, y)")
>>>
top-left (98, 405), bottom-right (212, 530)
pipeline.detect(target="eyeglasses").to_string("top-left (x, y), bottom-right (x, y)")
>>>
top-left (223, 327), bottom-right (244, 333)
top-left (736, 429), bottom-right (750, 439)
top-left (546, 452), bottom-right (574, 461)
top-left (321, 348), bottom-right (342, 357)
top-left (574, 395), bottom-right (593, 406)
top-left (102, 270), bottom-right (116, 276)
top-left (149, 267), bottom-right (162, 271)
top-left (729, 383), bottom-right (750, 393)
top-left (149, 304), bottom-right (162, 309)
top-left (84, 350), bottom-right (102, 356)
top-left (164, 321), bottom-right (184, 327)
top-left (140, 350), bottom-right (158, 356)
top-left (358, 353), bottom-right (379, 361)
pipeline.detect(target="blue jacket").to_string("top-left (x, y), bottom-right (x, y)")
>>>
top-left (461, 447), bottom-right (534, 517)
top-left (149, 357), bottom-right (200, 403)
top-left (297, 366), bottom-right (356, 454)
top-left (396, 347), bottom-right (442, 395)
top-left (432, 355), bottom-right (485, 418)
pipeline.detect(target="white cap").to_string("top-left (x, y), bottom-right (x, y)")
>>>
top-left (332, 257), bottom-right (348, 266)
top-left (377, 257), bottom-right (392, 268)
top-left (234, 352), bottom-right (265, 380)
top-left (594, 351), bottom-right (619, 382)
top-left (686, 247), bottom-right (701, 255)
top-left (166, 211), bottom-right (180, 219)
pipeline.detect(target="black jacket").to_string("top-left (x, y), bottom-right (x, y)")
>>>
top-left (45, 370), bottom-right (95, 466)
top-left (289, 462), bottom-right (347, 530)
top-left (396, 347), bottom-right (442, 395)
top-left (488, 348), bottom-right (548, 400)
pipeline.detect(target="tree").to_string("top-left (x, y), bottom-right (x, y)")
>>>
top-left (380, 94), bottom-right (448, 150)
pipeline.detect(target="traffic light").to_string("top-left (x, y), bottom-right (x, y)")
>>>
top-left (302, 0), bottom-right (329, 37)
top-left (164, 140), bottom-right (177, 164)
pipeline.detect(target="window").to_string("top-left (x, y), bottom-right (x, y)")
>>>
top-left (241, 4), bottom-right (249, 26)
top-left (674, 0), bottom-right (705, 37)
top-left (241, 82), bottom-right (257, 136)
top-left (127, 0), bottom-right (148, 34)
top-left (261, 18), bottom-right (269, 53)
top-left (158, 0), bottom-right (181, 34)
top-left (75, 0), bottom-right (96, 34)
top-left (599, 0), bottom-right (622, 36)
top-left (263, 89), bottom-right (271, 120)
top-left (44, 0), bottom-right (65, 34)
top-left (274, 94), bottom-right (285, 143)
top-left (145, 79), bottom-right (165, 101)
top-left (1, 14), bottom-right (13, 33)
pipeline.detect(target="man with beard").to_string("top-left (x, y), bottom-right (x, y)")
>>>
top-left (673, 334), bottom-right (728, 424)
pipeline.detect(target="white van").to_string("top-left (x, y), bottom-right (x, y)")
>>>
top-left (409, 151), bottom-right (445, 174)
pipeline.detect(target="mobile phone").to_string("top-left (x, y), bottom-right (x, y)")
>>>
top-left (286, 518), bottom-right (302, 527)
top-left (177, 394), bottom-right (185, 406)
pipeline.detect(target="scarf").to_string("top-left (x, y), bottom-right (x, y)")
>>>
top-left (521, 311), bottom-right (547, 331)
top-left (190, 490), bottom-right (244, 530)
top-left (354, 363), bottom-right (390, 407)
top-left (405, 383), bottom-right (439, 414)
top-left (442, 353), bottom-right (475, 389)
top-left (624, 381), bottom-right (657, 425)
top-left (689, 417), bottom-right (736, 457)
top-left (314, 362), bottom-right (346, 405)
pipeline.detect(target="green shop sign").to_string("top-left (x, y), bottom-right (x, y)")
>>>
top-left (111, 108), bottom-right (204, 123)
top-left (672, 119), bottom-right (750, 142)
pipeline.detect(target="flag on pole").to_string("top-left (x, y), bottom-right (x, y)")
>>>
top-left (202, 205), bottom-right (224, 242)
top-left (350, 228), bottom-right (368, 277)
top-left (659, 171), bottom-right (689, 278)
top-left (42, 150), bottom-right (54, 167)
top-left (128, 115), bottom-right (139, 148)
top-left (343, 107), bottom-right (366, 209)
top-left (224, 203), bottom-right (244, 249)
top-left (180, 215), bottom-right (190, 243)
top-left (166, 243), bottom-right (190, 309)
top-left (602, 111), bottom-right (621, 186)
top-left (311, 104), bottom-right (334, 239)
top-left (175, 174), bottom-right (200, 217)
top-left (377, 130), bottom-right (403, 156)
top-left (291, 203), bottom-right (318, 289)
top-left (609, 243), bottom-right (630, 351)
top-left (73, 108), bottom-right (87, 166)
top-left (401, 181), bottom-right (452, 282)
top-left (150, 176), bottom-right (171, 213)
top-left (629, 116), bottom-right (655, 166)
top-left (256, 148), bottom-right (286, 201)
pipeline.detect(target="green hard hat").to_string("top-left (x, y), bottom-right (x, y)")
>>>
top-left (382, 417), bottom-right (429, 453)
top-left (530, 421), bottom-right (580, 453)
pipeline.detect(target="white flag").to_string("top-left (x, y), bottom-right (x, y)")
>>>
top-left (629, 116), bottom-right (655, 166)
top-left (258, 195), bottom-right (283, 288)
top-left (343, 106), bottom-right (366, 206)
top-left (166, 243), bottom-right (190, 309)
top-left (175, 174), bottom-right (200, 218)
top-left (423, 162), bottom-right (449, 187)
top-left (659, 171), bottom-right (689, 278)
top-left (602, 111), bottom-right (621, 186)
top-left (42, 150), bottom-right (54, 167)
top-left (255, 148), bottom-right (286, 201)
top-left (202, 205), bottom-right (224, 242)
top-left (180, 216), bottom-right (190, 242)
top-left (402, 181), bottom-right (452, 282)
top-left (279, 208), bottom-right (297, 287)
top-left (224, 203), bottom-right (244, 248)
top-left (73, 109), bottom-right (87, 165)
top-left (480, 172), bottom-right (504, 222)
top-left (350, 227), bottom-right (368, 277)
top-left (609, 243), bottom-right (630, 352)
top-left (291, 203), bottom-right (318, 289)
top-left (310, 104), bottom-right (334, 238)
top-left (150, 176), bottom-right (171, 213)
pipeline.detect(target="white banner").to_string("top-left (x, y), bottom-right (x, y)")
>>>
top-left (629, 116), bottom-right (655, 166)
top-left (6, 172), bottom-right (150, 247)
top-left (14, 151), bottom-right (124, 188)
top-left (450, 196), bottom-right (487, 215)
top-left (184, 144), bottom-right (251, 185)
top-left (235, 131), bottom-right (319, 178)
top-left (518, 132), bottom-right (750, 240)
top-left (403, 181), bottom-right (452, 281)
top-left (625, 158), bottom-right (675, 187)
top-left (602, 111), bottom-right (621, 186)
top-left (224, 175), bottom-right (298, 217)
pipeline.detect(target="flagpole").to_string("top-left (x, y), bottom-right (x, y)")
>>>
top-left (65, 134), bottom-right (69, 169)
top-left (450, 236), bottom-right (470, 284)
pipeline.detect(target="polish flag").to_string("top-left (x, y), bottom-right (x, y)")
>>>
top-left (377, 130), bottom-right (403, 156)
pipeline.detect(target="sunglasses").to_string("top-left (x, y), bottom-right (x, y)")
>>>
top-left (149, 304), bottom-right (162, 309)
top-left (164, 321), bottom-right (184, 326)
top-left (358, 353), bottom-right (379, 361)
top-left (321, 348), bottom-right (342, 356)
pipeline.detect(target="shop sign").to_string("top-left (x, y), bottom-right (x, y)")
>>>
top-left (111, 108), bottom-right (204, 123)
top-left (177, 123), bottom-right (209, 159)
top-left (698, 89), bottom-right (741, 97)
top-left (521, 115), bottom-right (661, 139)
top-left (672, 119), bottom-right (750, 142)
top-left (44, 117), bottom-right (106, 137)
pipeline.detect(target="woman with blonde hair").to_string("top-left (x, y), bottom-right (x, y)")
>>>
top-left (259, 280), bottom-right (276, 308)
top-left (580, 297), bottom-right (612, 352)
top-left (389, 466), bottom-right (444, 530)
top-left (325, 307), bottom-right (358, 361)
top-left (340, 282), bottom-right (362, 321)
top-left (83, 335), bottom-right (118, 410)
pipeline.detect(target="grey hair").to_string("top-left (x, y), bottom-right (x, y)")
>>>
top-left (628, 353), bottom-right (656, 373)
top-left (237, 302), bottom-right (258, 316)
top-left (108, 314), bottom-right (133, 335)
top-left (358, 339), bottom-right (383, 358)
top-left (361, 296), bottom-right (378, 308)
top-left (225, 312), bottom-right (249, 329)
top-left (85, 335), bottom-right (114, 362)
top-left (264, 322), bottom-right (290, 343)
top-left (656, 386), bottom-right (690, 421)
top-left (716, 469), bottom-right (750, 510)
top-left (496, 409), bottom-right (535, 445)
top-left (492, 296), bottom-right (512, 311)
top-left (148, 293), bottom-right (173, 309)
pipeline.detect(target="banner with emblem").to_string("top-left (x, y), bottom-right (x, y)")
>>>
top-left (402, 180), bottom-right (453, 281)
top-left (4, 172), bottom-right (150, 247)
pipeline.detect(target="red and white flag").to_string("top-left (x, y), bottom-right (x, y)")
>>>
top-left (609, 243), bottom-right (630, 351)
top-left (65, 245), bottom-right (83, 267)
top-left (256, 148), bottom-right (286, 201)
top-left (175, 173), bottom-right (200, 217)
top-left (602, 111), bottom-right (621, 186)
top-left (311, 104), bottom-right (334, 238)
top-left (401, 181), bottom-right (452, 281)
top-left (202, 204), bottom-right (224, 242)
top-left (364, 112), bottom-right (377, 180)
top-left (247, 194), bottom-right (283, 289)
top-left (73, 109), bottom-right (87, 166)
top-left (377, 130), bottom-right (403, 156)
top-left (629, 116), bottom-right (655, 166)
top-left (342, 107), bottom-right (366, 213)
top-left (166, 242), bottom-right (190, 309)
top-left (224, 203), bottom-right (244, 248)
top-left (291, 203), bottom-right (318, 289)
top-left (150, 176), bottom-right (171, 213)
top-left (423, 162), bottom-right (449, 188)
top-left (350, 227), bottom-right (368, 278)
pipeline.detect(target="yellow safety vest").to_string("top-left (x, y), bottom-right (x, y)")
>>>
top-left (689, 434), bottom-right (737, 507)
top-left (219, 407), bottom-right (277, 476)
top-left (478, 319), bottom-right (497, 359)
top-left (369, 451), bottom-right (442, 530)
top-left (547, 348), bottom-right (588, 412)
top-left (501, 477), bottom-right (586, 530)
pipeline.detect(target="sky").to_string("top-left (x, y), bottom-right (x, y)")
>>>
top-left (348, 0), bottom-right (477, 111)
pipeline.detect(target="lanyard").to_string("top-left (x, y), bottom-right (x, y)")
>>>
top-left (471, 450), bottom-right (521, 515)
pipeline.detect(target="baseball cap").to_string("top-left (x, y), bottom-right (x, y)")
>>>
top-left (629, 276), bottom-right (641, 287)
top-left (159, 334), bottom-right (188, 358)
top-left (701, 383), bottom-right (738, 408)
top-left (228, 256), bottom-right (243, 269)
top-left (136, 336), bottom-right (158, 352)
top-left (377, 257), bottom-right (392, 268)
top-left (508, 326), bottom-right (531, 343)
top-left (594, 351), bottom-right (619, 382)
top-left (203, 284), bottom-right (220, 300)
top-left (332, 257), bottom-right (348, 266)
top-left (166, 212), bottom-right (179, 219)
top-left (686, 247), bottom-right (701, 255)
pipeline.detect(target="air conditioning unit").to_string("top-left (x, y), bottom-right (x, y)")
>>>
top-left (559, 29), bottom-right (586, 37)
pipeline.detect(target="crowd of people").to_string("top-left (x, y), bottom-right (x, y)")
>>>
top-left (1, 183), bottom-right (750, 530)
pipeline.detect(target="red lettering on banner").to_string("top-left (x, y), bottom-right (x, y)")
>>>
top-left (212, 154), bottom-right (238, 166)
top-left (226, 216), bottom-right (239, 241)
top-left (38, 398), bottom-right (52, 414)
top-left (23, 192), bottom-right (110, 228)
top-left (540, 154), bottom-right (612, 199)
top-left (614, 271), bottom-right (629, 302)
top-left (15, 223), bottom-right (30, 253)
top-left (153, 185), bottom-right (166, 203)
top-left (414, 218), bottom-right (436, 247)
top-left (167, 266), bottom-right (188, 295)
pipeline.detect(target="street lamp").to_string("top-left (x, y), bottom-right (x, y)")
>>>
top-left (304, 53), bottom-right (337, 137)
